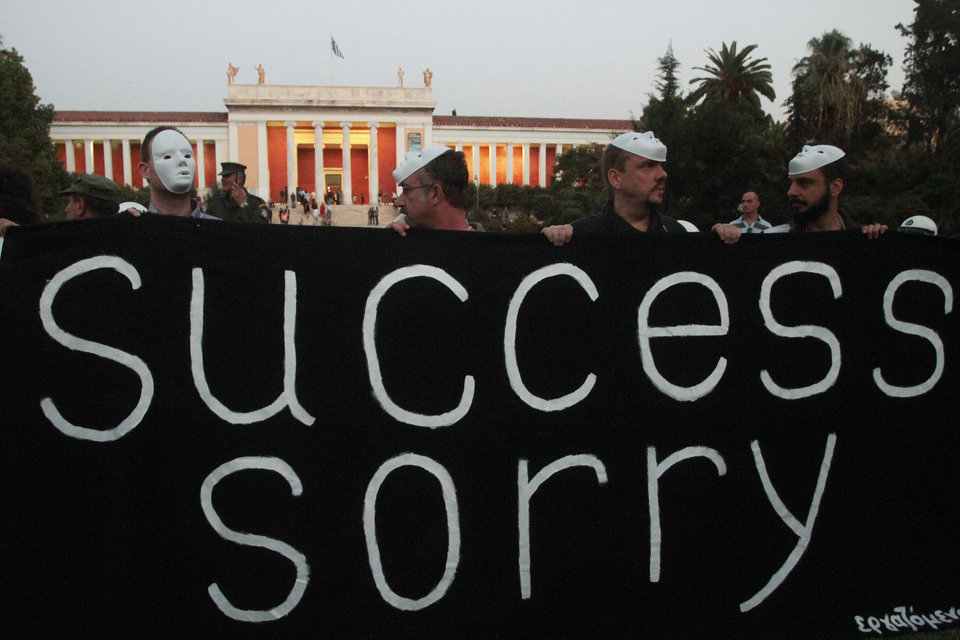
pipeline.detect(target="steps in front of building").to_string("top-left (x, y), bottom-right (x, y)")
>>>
top-left (271, 204), bottom-right (397, 227)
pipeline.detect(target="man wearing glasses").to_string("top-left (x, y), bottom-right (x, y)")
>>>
top-left (388, 146), bottom-right (472, 235)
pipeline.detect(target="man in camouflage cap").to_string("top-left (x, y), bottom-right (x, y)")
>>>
top-left (205, 161), bottom-right (267, 223)
top-left (59, 174), bottom-right (121, 220)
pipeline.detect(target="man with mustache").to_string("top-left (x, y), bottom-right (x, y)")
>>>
top-left (137, 126), bottom-right (218, 219)
top-left (542, 131), bottom-right (685, 245)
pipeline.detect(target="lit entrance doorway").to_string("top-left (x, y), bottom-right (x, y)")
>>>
top-left (323, 171), bottom-right (342, 204)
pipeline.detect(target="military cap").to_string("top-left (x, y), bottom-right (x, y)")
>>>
top-left (59, 174), bottom-right (121, 201)
top-left (219, 162), bottom-right (247, 176)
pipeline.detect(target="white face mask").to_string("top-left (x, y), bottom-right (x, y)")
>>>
top-left (151, 130), bottom-right (196, 194)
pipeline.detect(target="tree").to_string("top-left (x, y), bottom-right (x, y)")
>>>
top-left (687, 41), bottom-right (776, 111)
top-left (0, 36), bottom-right (68, 219)
top-left (786, 31), bottom-right (892, 152)
top-left (552, 144), bottom-right (605, 191)
top-left (642, 44), bottom-right (688, 139)
top-left (897, 0), bottom-right (960, 153)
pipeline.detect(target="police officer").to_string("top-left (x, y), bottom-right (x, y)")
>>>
top-left (207, 162), bottom-right (267, 223)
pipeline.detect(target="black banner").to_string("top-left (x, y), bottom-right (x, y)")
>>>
top-left (1, 217), bottom-right (958, 639)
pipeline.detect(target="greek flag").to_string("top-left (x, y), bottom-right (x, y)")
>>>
top-left (331, 37), bottom-right (344, 59)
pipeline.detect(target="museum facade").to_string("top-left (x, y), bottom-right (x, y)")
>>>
top-left (50, 84), bottom-right (632, 203)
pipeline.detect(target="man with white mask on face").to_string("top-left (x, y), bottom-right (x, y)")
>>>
top-left (137, 126), bottom-right (218, 219)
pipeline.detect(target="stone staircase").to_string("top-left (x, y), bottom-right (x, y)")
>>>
top-left (272, 204), bottom-right (398, 227)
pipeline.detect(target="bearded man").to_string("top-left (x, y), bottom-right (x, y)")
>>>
top-left (768, 144), bottom-right (885, 237)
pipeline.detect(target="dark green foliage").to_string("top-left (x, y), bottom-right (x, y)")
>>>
top-left (642, 44), bottom-right (688, 142)
top-left (0, 37), bottom-right (68, 221)
top-left (786, 30), bottom-right (893, 153)
top-left (897, 0), bottom-right (960, 153)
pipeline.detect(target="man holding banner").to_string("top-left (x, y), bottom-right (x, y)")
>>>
top-left (388, 146), bottom-right (473, 236)
top-left (542, 131), bottom-right (685, 246)
top-left (771, 144), bottom-right (886, 237)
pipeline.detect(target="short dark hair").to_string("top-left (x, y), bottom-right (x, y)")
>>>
top-left (423, 150), bottom-right (469, 209)
top-left (602, 142), bottom-right (631, 192)
top-left (819, 157), bottom-right (847, 185)
top-left (76, 193), bottom-right (117, 217)
top-left (0, 162), bottom-right (40, 225)
top-left (141, 126), bottom-right (187, 162)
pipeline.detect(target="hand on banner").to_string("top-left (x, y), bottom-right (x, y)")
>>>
top-left (0, 218), bottom-right (19, 237)
top-left (388, 220), bottom-right (410, 237)
top-left (711, 223), bottom-right (742, 244)
top-left (542, 224), bottom-right (573, 246)
top-left (861, 223), bottom-right (888, 239)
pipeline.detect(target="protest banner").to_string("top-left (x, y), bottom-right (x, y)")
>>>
top-left (1, 217), bottom-right (957, 638)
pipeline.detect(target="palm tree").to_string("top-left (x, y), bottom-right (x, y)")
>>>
top-left (786, 30), bottom-right (868, 146)
top-left (687, 41), bottom-right (776, 110)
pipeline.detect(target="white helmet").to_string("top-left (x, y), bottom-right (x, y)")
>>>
top-left (899, 215), bottom-right (937, 236)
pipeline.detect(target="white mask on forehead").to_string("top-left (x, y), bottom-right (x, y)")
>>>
top-left (151, 130), bottom-right (196, 194)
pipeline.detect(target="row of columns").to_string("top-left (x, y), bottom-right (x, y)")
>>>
top-left (457, 142), bottom-right (562, 187)
top-left (59, 131), bottom-right (568, 197)
top-left (60, 137), bottom-right (223, 190)
top-left (279, 121), bottom-right (384, 204)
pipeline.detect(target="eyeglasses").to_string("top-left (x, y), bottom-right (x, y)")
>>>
top-left (399, 182), bottom-right (433, 193)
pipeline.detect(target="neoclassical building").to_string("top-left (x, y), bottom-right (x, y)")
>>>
top-left (51, 83), bottom-right (632, 203)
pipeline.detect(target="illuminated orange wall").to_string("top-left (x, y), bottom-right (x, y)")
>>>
top-left (267, 125), bottom-right (287, 201)
top-left (377, 127), bottom-right (397, 198)
top-left (297, 147), bottom-right (315, 194)
top-left (110, 142), bottom-right (124, 185)
top-left (131, 142), bottom-right (143, 187)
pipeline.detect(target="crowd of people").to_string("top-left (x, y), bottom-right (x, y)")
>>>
top-left (0, 124), bottom-right (944, 244)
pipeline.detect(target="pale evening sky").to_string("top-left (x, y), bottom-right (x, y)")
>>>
top-left (3, 0), bottom-right (917, 123)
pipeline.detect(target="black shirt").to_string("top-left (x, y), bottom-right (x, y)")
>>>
top-left (571, 199), bottom-right (686, 234)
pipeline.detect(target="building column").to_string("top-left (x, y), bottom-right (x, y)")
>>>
top-left (423, 125), bottom-right (432, 148)
top-left (85, 139), bottom-right (95, 173)
top-left (215, 139), bottom-right (226, 182)
top-left (121, 139), bottom-right (132, 186)
top-left (103, 140), bottom-right (114, 181)
top-left (506, 143), bottom-right (514, 184)
top-left (539, 143), bottom-right (547, 187)
top-left (63, 139), bottom-right (75, 173)
top-left (340, 122), bottom-right (352, 204)
top-left (396, 122), bottom-right (406, 168)
top-left (489, 144), bottom-right (497, 187)
top-left (472, 143), bottom-right (480, 184)
top-left (312, 121), bottom-right (325, 199)
top-left (193, 139), bottom-right (204, 190)
top-left (285, 121), bottom-right (297, 199)
top-left (522, 143), bottom-right (530, 186)
top-left (228, 120), bottom-right (239, 162)
top-left (367, 122), bottom-right (379, 204)
top-left (455, 141), bottom-right (463, 152)
top-left (257, 121), bottom-right (270, 200)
